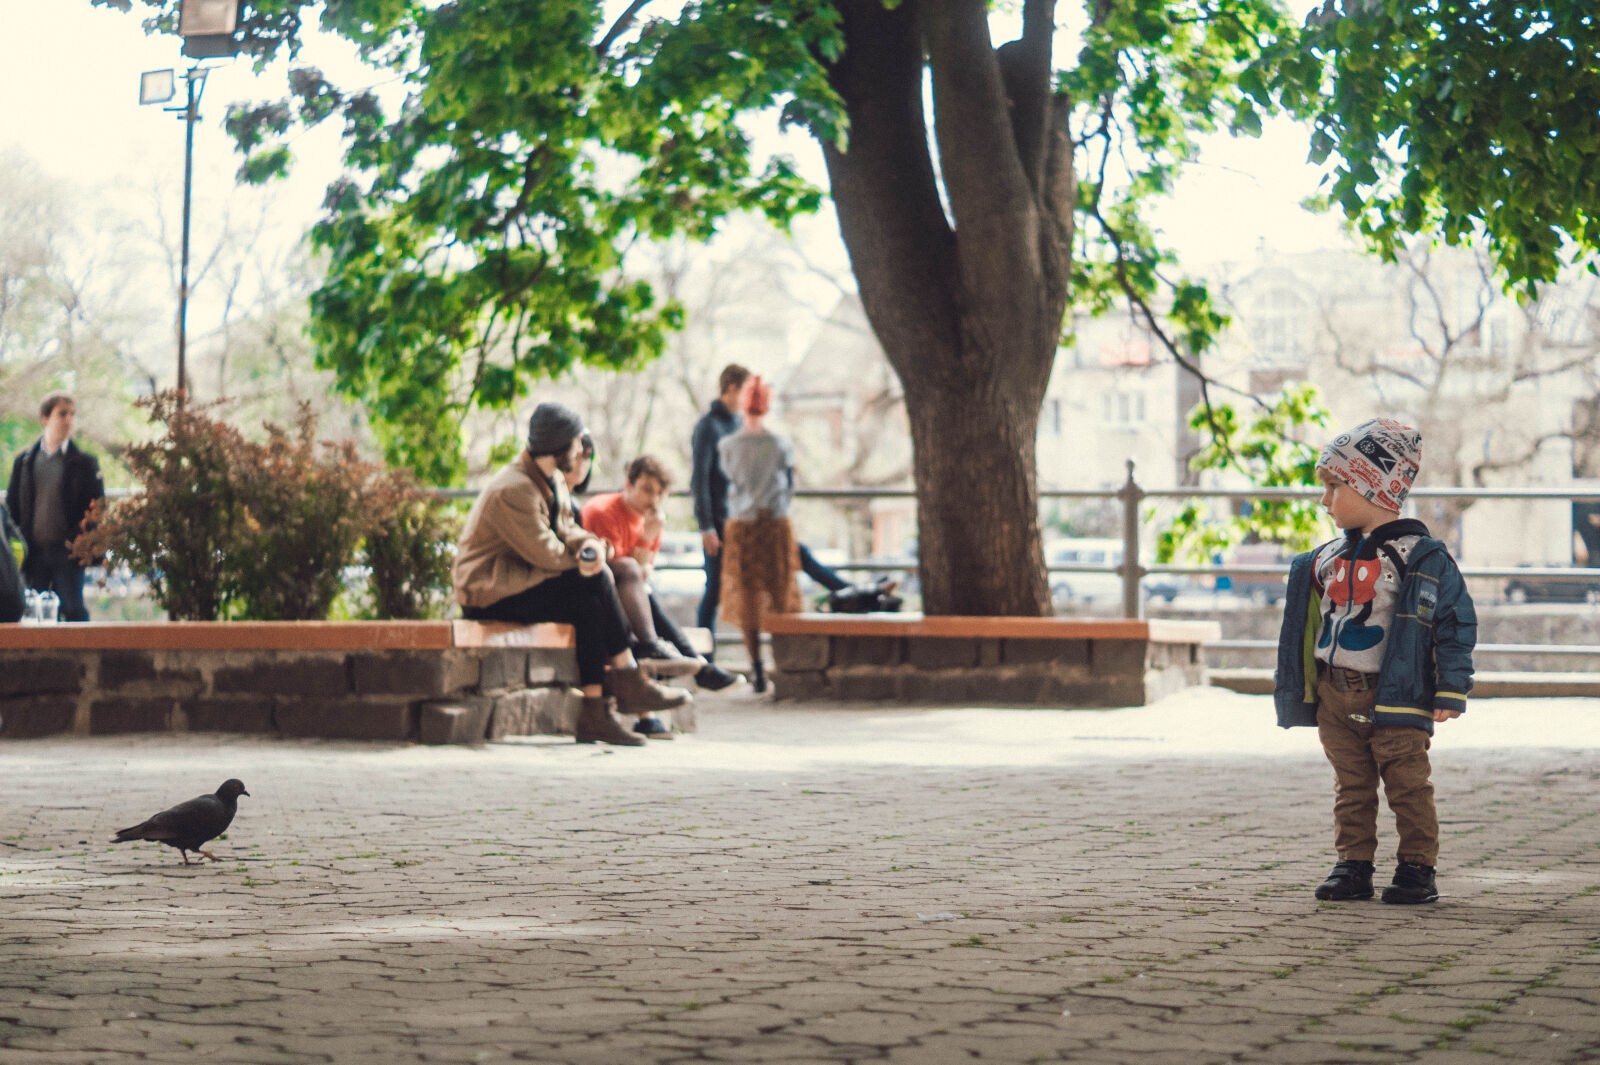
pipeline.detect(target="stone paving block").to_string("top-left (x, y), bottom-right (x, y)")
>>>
top-left (664, 697), bottom-right (698, 735)
top-left (526, 648), bottom-right (581, 686)
top-left (832, 667), bottom-right (902, 701)
top-left (96, 651), bottom-right (204, 695)
top-left (350, 652), bottom-right (475, 696)
top-left (273, 698), bottom-right (416, 740)
top-left (0, 694), bottom-right (76, 737)
top-left (181, 697), bottom-right (277, 734)
top-left (906, 637), bottom-right (979, 670)
top-left (418, 698), bottom-right (493, 745)
top-left (1041, 674), bottom-right (1142, 708)
top-left (0, 654), bottom-right (82, 697)
top-left (901, 668), bottom-right (1046, 707)
top-left (476, 649), bottom-right (530, 691)
top-left (488, 687), bottom-right (583, 739)
top-left (213, 656), bottom-right (351, 696)
top-left (88, 698), bottom-right (175, 734)
top-left (1092, 639), bottom-right (1148, 676)
top-left (1004, 637), bottom-right (1091, 667)
top-left (772, 669), bottom-right (831, 701)
top-left (832, 635), bottom-right (903, 668)
top-left (772, 634), bottom-right (831, 672)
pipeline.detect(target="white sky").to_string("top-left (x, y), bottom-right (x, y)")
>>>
top-left (0, 1), bottom-right (1349, 309)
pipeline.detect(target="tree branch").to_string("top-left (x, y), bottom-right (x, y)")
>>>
top-left (819, 0), bottom-right (957, 376)
top-left (924, 0), bottom-right (1036, 264)
top-left (595, 0), bottom-right (654, 59)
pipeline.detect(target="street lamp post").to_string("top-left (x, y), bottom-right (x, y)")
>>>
top-left (136, 0), bottom-right (239, 399)
top-left (176, 66), bottom-right (206, 400)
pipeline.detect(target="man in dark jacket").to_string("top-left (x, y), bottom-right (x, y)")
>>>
top-left (6, 392), bottom-right (104, 622)
top-left (688, 364), bottom-right (750, 689)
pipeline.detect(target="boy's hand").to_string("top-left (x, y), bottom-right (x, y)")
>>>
top-left (640, 506), bottom-right (664, 542)
top-left (1433, 708), bottom-right (1462, 723)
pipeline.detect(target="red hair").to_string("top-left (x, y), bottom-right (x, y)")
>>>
top-left (740, 375), bottom-right (772, 417)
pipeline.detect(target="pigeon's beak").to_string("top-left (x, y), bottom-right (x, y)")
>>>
top-left (242, 789), bottom-right (251, 797)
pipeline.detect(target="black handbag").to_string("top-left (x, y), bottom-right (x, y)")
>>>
top-left (824, 582), bottom-right (903, 614)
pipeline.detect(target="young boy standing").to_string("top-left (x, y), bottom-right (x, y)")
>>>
top-left (1274, 418), bottom-right (1476, 905)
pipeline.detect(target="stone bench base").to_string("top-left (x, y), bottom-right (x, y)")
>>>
top-left (0, 621), bottom-right (703, 744)
top-left (765, 614), bottom-right (1220, 707)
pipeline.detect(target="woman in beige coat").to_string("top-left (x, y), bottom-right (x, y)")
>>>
top-left (453, 403), bottom-right (689, 745)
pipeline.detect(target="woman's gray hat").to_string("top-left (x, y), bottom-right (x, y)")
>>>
top-left (525, 402), bottom-right (585, 456)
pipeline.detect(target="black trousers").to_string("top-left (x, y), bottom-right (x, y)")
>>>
top-left (696, 537), bottom-right (722, 633)
top-left (463, 569), bottom-right (631, 687)
top-left (651, 594), bottom-right (698, 657)
top-left (798, 543), bottom-right (849, 592)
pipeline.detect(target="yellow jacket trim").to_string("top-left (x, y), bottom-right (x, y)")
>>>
top-left (1375, 705), bottom-right (1435, 719)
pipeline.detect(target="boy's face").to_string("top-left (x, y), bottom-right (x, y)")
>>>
top-left (41, 403), bottom-right (75, 449)
top-left (1319, 472), bottom-right (1391, 532)
top-left (623, 474), bottom-right (666, 517)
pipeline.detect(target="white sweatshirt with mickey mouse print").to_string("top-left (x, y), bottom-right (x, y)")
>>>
top-left (1311, 519), bottom-right (1431, 675)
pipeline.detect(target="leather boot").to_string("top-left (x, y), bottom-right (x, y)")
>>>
top-left (575, 695), bottom-right (645, 746)
top-left (610, 666), bottom-right (692, 714)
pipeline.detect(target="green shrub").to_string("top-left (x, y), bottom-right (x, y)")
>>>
top-left (76, 394), bottom-right (459, 622)
top-left (360, 472), bottom-right (460, 620)
top-left (230, 410), bottom-right (381, 621)
top-left (74, 394), bottom-right (255, 621)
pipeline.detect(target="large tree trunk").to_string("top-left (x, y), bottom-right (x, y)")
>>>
top-left (819, 0), bottom-right (1072, 615)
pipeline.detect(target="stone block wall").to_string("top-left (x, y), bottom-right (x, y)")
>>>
top-left (770, 631), bottom-right (1207, 707)
top-left (0, 644), bottom-right (670, 744)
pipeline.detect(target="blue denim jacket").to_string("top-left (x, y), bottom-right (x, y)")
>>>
top-left (1274, 531), bottom-right (1476, 735)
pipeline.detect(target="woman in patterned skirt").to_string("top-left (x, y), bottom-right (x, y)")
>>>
top-left (716, 375), bottom-right (803, 692)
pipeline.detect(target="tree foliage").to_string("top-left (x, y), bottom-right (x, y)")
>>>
top-left (95, 0), bottom-right (1600, 612)
top-left (98, 0), bottom-right (839, 483)
top-left (1273, 1), bottom-right (1600, 294)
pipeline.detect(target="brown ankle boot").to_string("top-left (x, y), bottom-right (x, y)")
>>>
top-left (610, 666), bottom-right (692, 714)
top-left (575, 695), bottom-right (645, 746)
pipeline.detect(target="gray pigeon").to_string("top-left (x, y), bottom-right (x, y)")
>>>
top-left (111, 779), bottom-right (249, 865)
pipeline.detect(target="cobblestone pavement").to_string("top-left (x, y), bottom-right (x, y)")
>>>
top-left (2, 688), bottom-right (1597, 1065)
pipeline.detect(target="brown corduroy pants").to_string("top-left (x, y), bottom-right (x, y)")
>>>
top-left (1315, 671), bottom-right (1440, 866)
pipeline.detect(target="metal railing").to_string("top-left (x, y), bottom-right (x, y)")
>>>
top-left (736, 463), bottom-right (1600, 666)
top-left (100, 471), bottom-right (1600, 663)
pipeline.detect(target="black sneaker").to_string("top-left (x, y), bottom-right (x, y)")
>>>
top-left (632, 715), bottom-right (675, 740)
top-left (635, 637), bottom-right (704, 678)
top-left (1381, 861), bottom-right (1438, 904)
top-left (694, 663), bottom-right (743, 691)
top-left (1314, 859), bottom-right (1375, 901)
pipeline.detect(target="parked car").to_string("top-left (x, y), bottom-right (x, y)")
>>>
top-left (1503, 567), bottom-right (1600, 604)
top-left (1045, 538), bottom-right (1183, 604)
top-left (1218, 542), bottom-right (1292, 604)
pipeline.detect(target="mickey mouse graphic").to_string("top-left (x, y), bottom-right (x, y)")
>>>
top-left (1319, 551), bottom-right (1385, 652)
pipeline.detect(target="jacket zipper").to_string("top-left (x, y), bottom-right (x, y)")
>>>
top-left (1328, 534), bottom-right (1369, 671)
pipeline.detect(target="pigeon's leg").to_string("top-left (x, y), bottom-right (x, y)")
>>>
top-left (179, 850), bottom-right (193, 866)
top-left (197, 849), bottom-right (220, 862)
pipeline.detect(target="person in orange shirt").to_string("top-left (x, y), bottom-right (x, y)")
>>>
top-left (582, 456), bottom-right (742, 696)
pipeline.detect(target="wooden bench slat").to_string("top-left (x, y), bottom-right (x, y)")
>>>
top-left (0, 620), bottom-right (456, 651)
top-left (761, 613), bottom-right (1220, 643)
top-left (450, 620), bottom-right (578, 649)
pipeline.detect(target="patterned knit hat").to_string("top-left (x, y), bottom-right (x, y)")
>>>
top-left (1317, 418), bottom-right (1422, 513)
